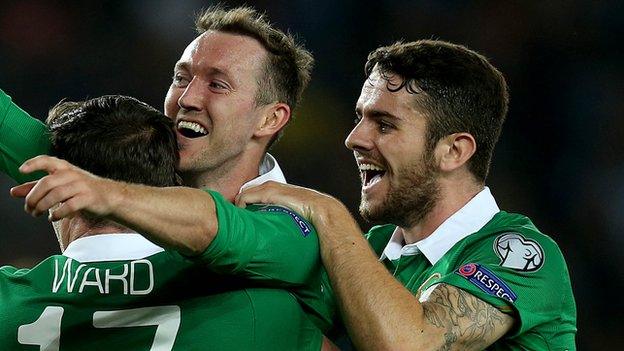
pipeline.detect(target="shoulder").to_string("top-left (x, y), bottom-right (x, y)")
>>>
top-left (457, 211), bottom-right (568, 272)
top-left (248, 204), bottom-right (316, 237)
top-left (205, 189), bottom-right (316, 237)
top-left (0, 265), bottom-right (23, 276)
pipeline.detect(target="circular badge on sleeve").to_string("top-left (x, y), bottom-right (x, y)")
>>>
top-left (494, 232), bottom-right (544, 272)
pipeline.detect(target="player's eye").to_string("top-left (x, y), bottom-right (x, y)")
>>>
top-left (209, 81), bottom-right (228, 90)
top-left (378, 121), bottom-right (394, 133)
top-left (172, 73), bottom-right (189, 87)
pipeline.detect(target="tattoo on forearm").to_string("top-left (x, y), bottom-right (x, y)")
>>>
top-left (422, 284), bottom-right (509, 350)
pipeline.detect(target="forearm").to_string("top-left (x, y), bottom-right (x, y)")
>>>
top-left (235, 184), bottom-right (511, 349)
top-left (109, 182), bottom-right (217, 256)
top-left (0, 89), bottom-right (51, 183)
top-left (313, 202), bottom-right (432, 351)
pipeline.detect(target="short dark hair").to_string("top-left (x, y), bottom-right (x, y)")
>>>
top-left (365, 40), bottom-right (509, 182)
top-left (47, 95), bottom-right (180, 187)
top-left (195, 5), bottom-right (314, 147)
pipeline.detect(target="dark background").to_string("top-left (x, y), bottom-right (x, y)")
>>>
top-left (1, 1), bottom-right (622, 349)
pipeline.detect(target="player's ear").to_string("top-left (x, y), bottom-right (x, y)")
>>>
top-left (435, 132), bottom-right (476, 172)
top-left (254, 102), bottom-right (290, 139)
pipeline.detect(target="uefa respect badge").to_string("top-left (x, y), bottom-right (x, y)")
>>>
top-left (457, 263), bottom-right (517, 303)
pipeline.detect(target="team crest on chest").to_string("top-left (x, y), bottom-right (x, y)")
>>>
top-left (494, 232), bottom-right (544, 272)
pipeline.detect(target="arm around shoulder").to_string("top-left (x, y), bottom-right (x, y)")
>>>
top-left (109, 183), bottom-right (218, 256)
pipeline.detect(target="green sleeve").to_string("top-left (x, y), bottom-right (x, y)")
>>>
top-left (436, 230), bottom-right (577, 343)
top-left (199, 190), bottom-right (321, 285)
top-left (197, 190), bottom-right (333, 331)
top-left (0, 89), bottom-right (51, 183)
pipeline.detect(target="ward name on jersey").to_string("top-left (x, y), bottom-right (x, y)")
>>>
top-left (51, 257), bottom-right (154, 295)
top-left (0, 192), bottom-right (331, 350)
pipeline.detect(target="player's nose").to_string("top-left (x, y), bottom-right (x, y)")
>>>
top-left (178, 78), bottom-right (206, 113)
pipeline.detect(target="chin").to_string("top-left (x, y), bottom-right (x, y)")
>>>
top-left (358, 200), bottom-right (384, 223)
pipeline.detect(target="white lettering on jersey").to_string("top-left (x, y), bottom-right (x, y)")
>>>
top-left (52, 258), bottom-right (86, 293)
top-left (130, 260), bottom-right (154, 295)
top-left (52, 258), bottom-right (154, 296)
top-left (79, 268), bottom-right (104, 293)
top-left (105, 264), bottom-right (129, 294)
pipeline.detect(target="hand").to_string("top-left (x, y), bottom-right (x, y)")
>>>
top-left (235, 181), bottom-right (336, 223)
top-left (10, 155), bottom-right (121, 221)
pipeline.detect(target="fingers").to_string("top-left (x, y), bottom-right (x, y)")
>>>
top-left (32, 182), bottom-right (85, 217)
top-left (22, 171), bottom-right (77, 216)
top-left (10, 181), bottom-right (38, 198)
top-left (48, 196), bottom-right (86, 221)
top-left (12, 157), bottom-right (108, 221)
top-left (236, 182), bottom-right (275, 207)
top-left (19, 155), bottom-right (68, 175)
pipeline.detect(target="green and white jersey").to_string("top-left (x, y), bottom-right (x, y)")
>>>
top-left (0, 195), bottom-right (328, 351)
top-left (204, 190), bottom-right (332, 332)
top-left (367, 187), bottom-right (577, 350)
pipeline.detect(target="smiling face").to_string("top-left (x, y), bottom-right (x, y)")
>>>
top-left (164, 31), bottom-right (269, 185)
top-left (346, 68), bottom-right (440, 227)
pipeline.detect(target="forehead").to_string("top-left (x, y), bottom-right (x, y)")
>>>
top-left (356, 69), bottom-right (422, 118)
top-left (178, 30), bottom-right (267, 77)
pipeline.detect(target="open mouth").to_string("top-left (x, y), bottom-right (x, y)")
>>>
top-left (359, 163), bottom-right (386, 187)
top-left (177, 120), bottom-right (208, 138)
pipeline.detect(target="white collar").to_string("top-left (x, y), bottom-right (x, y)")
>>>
top-left (239, 153), bottom-right (287, 193)
top-left (63, 233), bottom-right (164, 263)
top-left (381, 187), bottom-right (500, 264)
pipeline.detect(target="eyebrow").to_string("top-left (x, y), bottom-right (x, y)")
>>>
top-left (174, 62), bottom-right (231, 78)
top-left (355, 107), bottom-right (402, 121)
top-left (174, 62), bottom-right (190, 72)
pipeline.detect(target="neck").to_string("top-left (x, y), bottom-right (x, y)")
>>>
top-left (61, 217), bottom-right (134, 250)
top-left (401, 177), bottom-right (483, 244)
top-left (182, 151), bottom-right (264, 202)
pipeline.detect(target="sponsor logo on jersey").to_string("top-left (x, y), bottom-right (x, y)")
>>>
top-left (456, 263), bottom-right (517, 303)
top-left (494, 232), bottom-right (544, 272)
top-left (258, 205), bottom-right (312, 237)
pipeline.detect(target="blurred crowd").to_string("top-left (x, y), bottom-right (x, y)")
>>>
top-left (1, 0), bottom-right (622, 348)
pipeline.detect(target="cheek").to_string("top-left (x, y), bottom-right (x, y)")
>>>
top-left (164, 87), bottom-right (180, 118)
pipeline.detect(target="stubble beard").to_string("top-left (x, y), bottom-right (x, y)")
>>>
top-left (359, 152), bottom-right (440, 228)
top-left (178, 152), bottom-right (221, 188)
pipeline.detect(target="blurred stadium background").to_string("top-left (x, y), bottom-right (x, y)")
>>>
top-left (1, 0), bottom-right (622, 349)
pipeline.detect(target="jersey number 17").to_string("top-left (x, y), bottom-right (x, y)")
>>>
top-left (18, 305), bottom-right (181, 351)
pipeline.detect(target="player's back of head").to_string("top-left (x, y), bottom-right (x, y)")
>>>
top-left (47, 95), bottom-right (180, 187)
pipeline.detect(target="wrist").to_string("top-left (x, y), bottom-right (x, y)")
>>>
top-left (105, 178), bottom-right (129, 218)
top-left (309, 195), bottom-right (345, 226)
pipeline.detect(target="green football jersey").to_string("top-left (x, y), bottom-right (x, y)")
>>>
top-left (204, 191), bottom-right (332, 332)
top-left (366, 211), bottom-right (577, 350)
top-left (0, 236), bottom-right (322, 350)
top-left (0, 190), bottom-right (331, 350)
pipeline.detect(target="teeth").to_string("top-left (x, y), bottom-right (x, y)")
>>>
top-left (178, 121), bottom-right (207, 135)
top-left (359, 163), bottom-right (385, 171)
